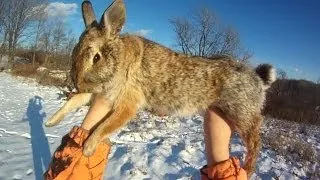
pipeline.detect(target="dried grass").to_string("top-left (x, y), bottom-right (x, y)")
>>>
top-left (11, 64), bottom-right (38, 77)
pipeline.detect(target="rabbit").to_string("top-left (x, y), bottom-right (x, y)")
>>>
top-left (45, 0), bottom-right (276, 176)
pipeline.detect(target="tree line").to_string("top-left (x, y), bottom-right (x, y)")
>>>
top-left (0, 0), bottom-right (77, 65)
top-left (264, 78), bottom-right (320, 125)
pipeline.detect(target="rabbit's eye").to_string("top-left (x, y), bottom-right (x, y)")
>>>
top-left (93, 53), bottom-right (100, 64)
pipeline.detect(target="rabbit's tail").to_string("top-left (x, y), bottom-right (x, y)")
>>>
top-left (255, 64), bottom-right (276, 88)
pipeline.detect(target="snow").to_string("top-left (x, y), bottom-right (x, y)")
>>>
top-left (26, 169), bottom-right (33, 175)
top-left (12, 174), bottom-right (22, 180)
top-left (0, 72), bottom-right (319, 180)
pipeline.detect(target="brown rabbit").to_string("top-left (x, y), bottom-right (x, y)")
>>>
top-left (45, 0), bottom-right (276, 176)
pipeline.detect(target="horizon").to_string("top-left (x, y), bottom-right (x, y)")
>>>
top-left (44, 0), bottom-right (320, 82)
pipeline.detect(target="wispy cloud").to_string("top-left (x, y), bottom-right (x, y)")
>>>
top-left (132, 29), bottom-right (153, 37)
top-left (45, 2), bottom-right (78, 17)
top-left (292, 66), bottom-right (303, 74)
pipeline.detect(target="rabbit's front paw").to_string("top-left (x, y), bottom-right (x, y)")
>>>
top-left (45, 116), bottom-right (61, 127)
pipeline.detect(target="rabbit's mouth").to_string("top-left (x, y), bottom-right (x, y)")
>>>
top-left (74, 73), bottom-right (104, 93)
top-left (76, 81), bottom-right (103, 93)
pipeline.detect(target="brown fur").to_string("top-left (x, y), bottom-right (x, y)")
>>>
top-left (46, 0), bottom-right (275, 176)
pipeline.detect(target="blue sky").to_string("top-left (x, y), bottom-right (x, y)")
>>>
top-left (51, 0), bottom-right (320, 82)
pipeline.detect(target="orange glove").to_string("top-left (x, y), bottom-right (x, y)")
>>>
top-left (200, 157), bottom-right (247, 180)
top-left (44, 126), bottom-right (111, 180)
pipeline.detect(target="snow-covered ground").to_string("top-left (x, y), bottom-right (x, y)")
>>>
top-left (0, 72), bottom-right (319, 180)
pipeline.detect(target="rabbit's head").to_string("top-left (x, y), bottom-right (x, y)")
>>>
top-left (71, 0), bottom-right (126, 93)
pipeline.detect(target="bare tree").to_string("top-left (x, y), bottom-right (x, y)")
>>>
top-left (1, 0), bottom-right (46, 62)
top-left (39, 21), bottom-right (53, 53)
top-left (170, 17), bottom-right (195, 55)
top-left (0, 0), bottom-right (4, 33)
top-left (277, 68), bottom-right (287, 79)
top-left (65, 29), bottom-right (77, 56)
top-left (52, 20), bottom-right (67, 54)
top-left (0, 0), bottom-right (6, 59)
top-left (31, 2), bottom-right (48, 64)
top-left (38, 20), bottom-right (76, 56)
top-left (170, 7), bottom-right (252, 61)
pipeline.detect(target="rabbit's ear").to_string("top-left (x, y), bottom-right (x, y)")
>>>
top-left (100, 0), bottom-right (126, 37)
top-left (82, 0), bottom-right (97, 28)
